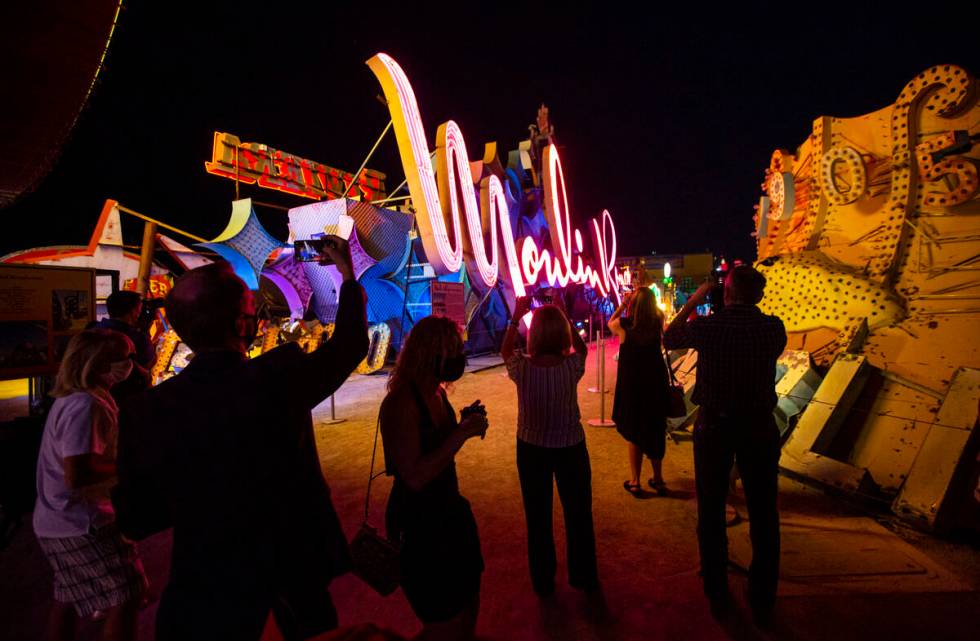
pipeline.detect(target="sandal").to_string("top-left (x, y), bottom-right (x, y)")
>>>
top-left (623, 480), bottom-right (643, 497)
top-left (648, 479), bottom-right (668, 496)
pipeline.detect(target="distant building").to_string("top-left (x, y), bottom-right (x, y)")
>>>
top-left (616, 253), bottom-right (714, 292)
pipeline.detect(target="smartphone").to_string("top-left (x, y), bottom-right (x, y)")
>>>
top-left (294, 238), bottom-right (336, 263)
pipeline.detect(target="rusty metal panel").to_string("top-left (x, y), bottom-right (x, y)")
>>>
top-left (779, 450), bottom-right (874, 495)
top-left (847, 380), bottom-right (941, 492)
top-left (894, 368), bottom-right (980, 531)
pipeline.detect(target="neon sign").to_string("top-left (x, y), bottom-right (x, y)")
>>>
top-left (366, 53), bottom-right (625, 301)
top-left (204, 132), bottom-right (387, 202)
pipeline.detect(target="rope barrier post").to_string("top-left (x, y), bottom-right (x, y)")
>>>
top-left (321, 393), bottom-right (346, 425)
top-left (588, 325), bottom-right (614, 427)
top-left (588, 308), bottom-right (608, 394)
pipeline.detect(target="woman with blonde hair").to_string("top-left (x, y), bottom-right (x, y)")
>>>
top-left (501, 295), bottom-right (598, 596)
top-left (34, 328), bottom-right (146, 641)
top-left (609, 287), bottom-right (671, 496)
top-left (380, 315), bottom-right (489, 641)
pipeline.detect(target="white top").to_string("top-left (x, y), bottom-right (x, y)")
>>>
top-left (506, 351), bottom-right (587, 448)
top-left (33, 392), bottom-right (114, 538)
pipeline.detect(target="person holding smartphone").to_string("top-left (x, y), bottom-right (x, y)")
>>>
top-left (663, 265), bottom-right (786, 625)
top-left (112, 237), bottom-right (368, 641)
top-left (608, 288), bottom-right (671, 497)
top-left (501, 295), bottom-right (598, 597)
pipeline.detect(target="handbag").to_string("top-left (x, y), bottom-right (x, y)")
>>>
top-left (349, 417), bottom-right (401, 596)
top-left (663, 348), bottom-right (688, 419)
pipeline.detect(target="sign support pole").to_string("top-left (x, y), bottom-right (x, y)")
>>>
top-left (136, 222), bottom-right (157, 295)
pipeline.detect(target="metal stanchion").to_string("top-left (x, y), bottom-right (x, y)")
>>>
top-left (587, 310), bottom-right (608, 394)
top-left (321, 393), bottom-right (346, 425)
top-left (587, 327), bottom-right (614, 427)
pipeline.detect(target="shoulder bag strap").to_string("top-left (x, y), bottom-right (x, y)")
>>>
top-left (363, 415), bottom-right (384, 525)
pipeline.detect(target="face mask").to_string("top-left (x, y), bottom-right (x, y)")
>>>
top-left (107, 359), bottom-right (133, 385)
top-left (437, 353), bottom-right (467, 382)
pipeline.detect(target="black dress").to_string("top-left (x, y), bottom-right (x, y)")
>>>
top-left (612, 318), bottom-right (670, 459)
top-left (384, 385), bottom-right (484, 624)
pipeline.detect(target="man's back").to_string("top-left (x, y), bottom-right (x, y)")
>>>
top-left (116, 344), bottom-right (349, 586)
top-left (663, 304), bottom-right (786, 414)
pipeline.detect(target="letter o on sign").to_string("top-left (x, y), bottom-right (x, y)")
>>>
top-left (820, 146), bottom-right (866, 205)
top-left (766, 172), bottom-right (795, 221)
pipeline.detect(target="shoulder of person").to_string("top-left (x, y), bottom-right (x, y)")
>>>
top-left (56, 391), bottom-right (95, 413)
top-left (380, 387), bottom-right (421, 426)
top-left (760, 310), bottom-right (786, 326)
top-left (381, 386), bottom-right (419, 414)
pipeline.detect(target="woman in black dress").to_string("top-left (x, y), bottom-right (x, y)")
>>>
top-left (380, 316), bottom-right (489, 641)
top-left (609, 288), bottom-right (671, 496)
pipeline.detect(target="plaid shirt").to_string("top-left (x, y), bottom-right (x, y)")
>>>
top-left (663, 304), bottom-right (786, 414)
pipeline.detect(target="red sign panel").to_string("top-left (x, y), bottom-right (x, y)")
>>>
top-left (204, 132), bottom-right (387, 202)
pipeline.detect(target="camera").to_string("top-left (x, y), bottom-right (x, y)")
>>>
top-left (294, 238), bottom-right (337, 264)
top-left (706, 274), bottom-right (726, 313)
top-left (460, 402), bottom-right (488, 438)
top-left (460, 404), bottom-right (487, 419)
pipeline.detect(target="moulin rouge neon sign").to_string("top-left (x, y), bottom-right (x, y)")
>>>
top-left (367, 53), bottom-right (625, 303)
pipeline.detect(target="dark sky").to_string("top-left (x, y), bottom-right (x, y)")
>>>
top-left (4, 3), bottom-right (978, 265)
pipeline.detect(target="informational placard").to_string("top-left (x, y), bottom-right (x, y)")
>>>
top-left (0, 264), bottom-right (96, 380)
top-left (430, 281), bottom-right (466, 330)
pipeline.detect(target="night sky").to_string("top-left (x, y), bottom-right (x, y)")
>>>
top-left (4, 3), bottom-right (978, 265)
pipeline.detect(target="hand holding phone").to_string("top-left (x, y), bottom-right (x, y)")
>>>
top-left (294, 238), bottom-right (337, 263)
top-left (460, 399), bottom-right (488, 439)
top-left (293, 236), bottom-right (355, 280)
top-left (319, 236), bottom-right (354, 280)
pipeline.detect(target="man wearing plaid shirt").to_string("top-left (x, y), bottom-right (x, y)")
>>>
top-left (663, 265), bottom-right (786, 625)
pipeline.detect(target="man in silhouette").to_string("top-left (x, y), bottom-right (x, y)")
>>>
top-left (663, 265), bottom-right (786, 626)
top-left (113, 239), bottom-right (368, 640)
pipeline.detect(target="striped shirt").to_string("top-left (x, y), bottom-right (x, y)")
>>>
top-left (506, 351), bottom-right (587, 448)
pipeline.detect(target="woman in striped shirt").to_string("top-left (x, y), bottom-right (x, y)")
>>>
top-left (502, 295), bottom-right (598, 597)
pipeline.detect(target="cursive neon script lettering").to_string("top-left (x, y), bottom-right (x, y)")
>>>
top-left (366, 53), bottom-right (624, 303)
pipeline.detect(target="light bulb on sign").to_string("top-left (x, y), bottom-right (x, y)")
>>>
top-left (664, 262), bottom-right (671, 280)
